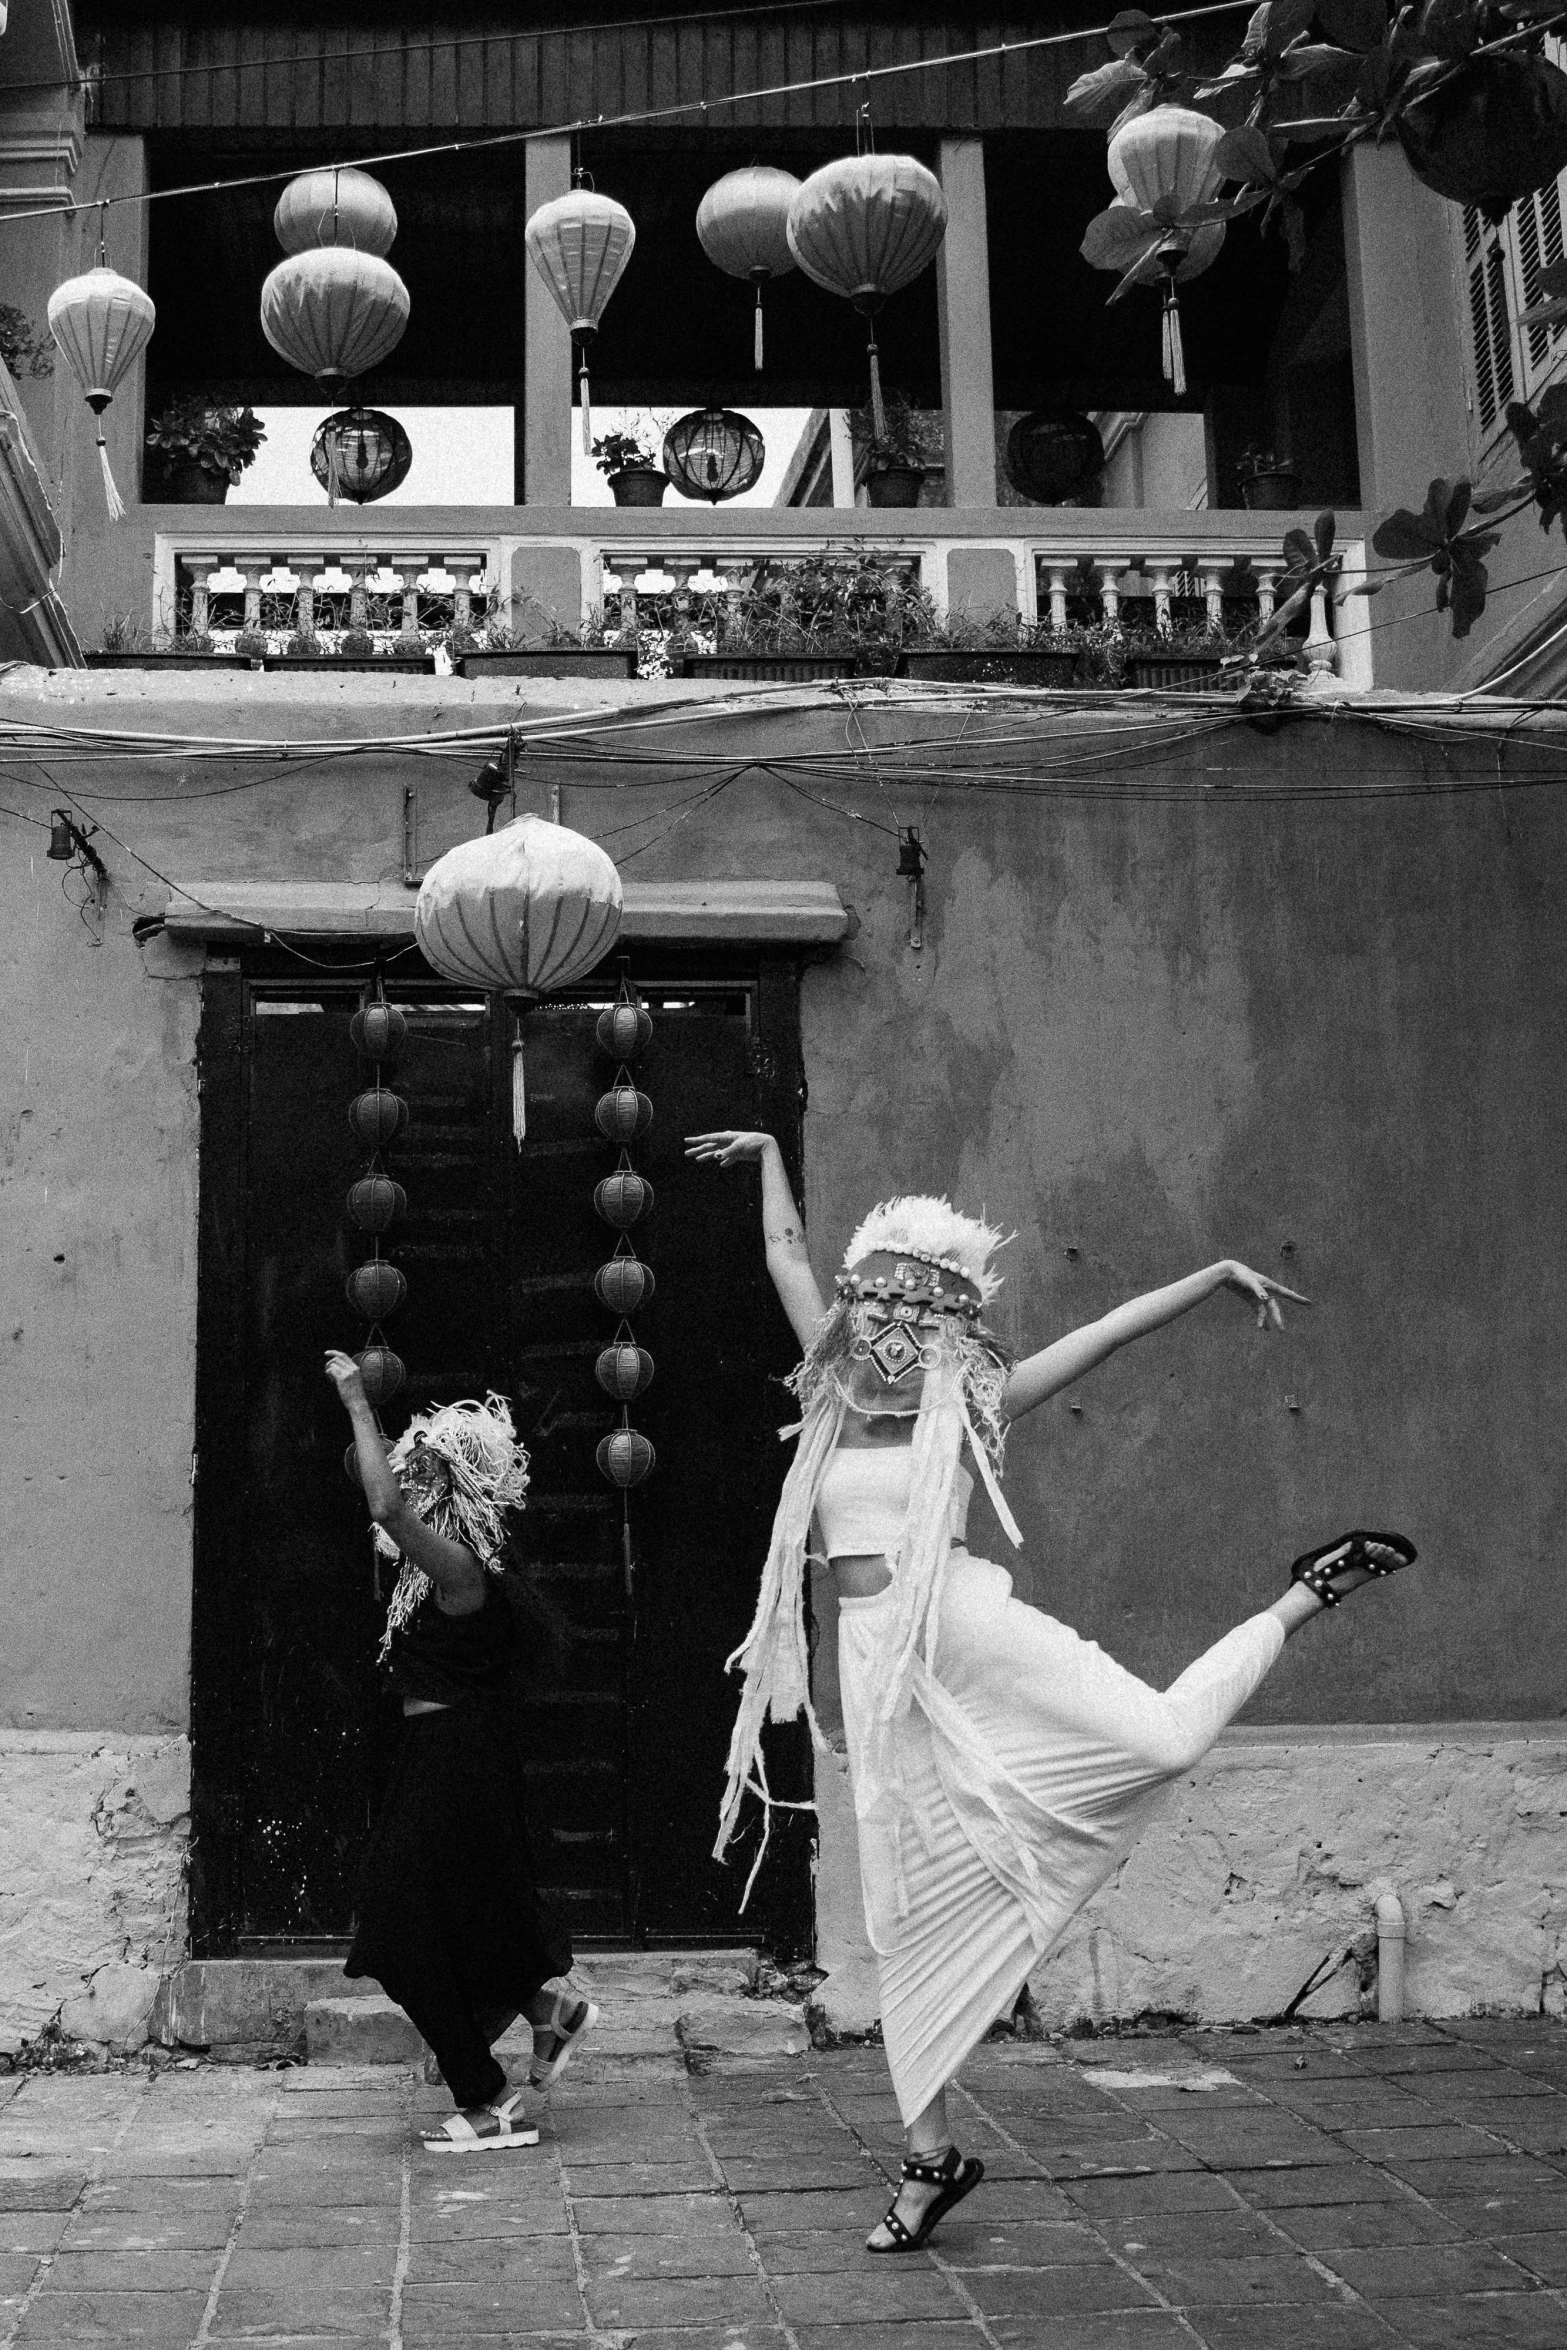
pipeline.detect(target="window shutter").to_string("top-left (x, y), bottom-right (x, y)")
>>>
top-left (1464, 205), bottom-right (1515, 437)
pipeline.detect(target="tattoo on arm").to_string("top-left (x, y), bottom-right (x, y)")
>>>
top-left (765, 1223), bottom-right (805, 1246)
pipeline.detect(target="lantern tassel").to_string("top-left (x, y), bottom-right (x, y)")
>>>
top-left (754, 284), bottom-right (764, 373)
top-left (866, 329), bottom-right (886, 443)
top-left (579, 352), bottom-right (591, 455)
top-left (1162, 283), bottom-right (1186, 400)
top-left (512, 1015), bottom-right (527, 1147)
top-left (96, 430), bottom-right (125, 524)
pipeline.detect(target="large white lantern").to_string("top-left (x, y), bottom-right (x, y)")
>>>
top-left (415, 814), bottom-right (623, 1141)
top-left (696, 166), bottom-right (800, 370)
top-left (261, 167), bottom-right (409, 392)
top-left (1081, 106), bottom-right (1227, 398)
top-left (786, 155), bottom-right (946, 437)
top-left (47, 264), bottom-right (156, 521)
top-left (274, 166), bottom-right (398, 257)
top-left (524, 183), bottom-right (636, 452)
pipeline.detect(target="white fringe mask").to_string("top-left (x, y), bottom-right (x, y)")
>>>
top-left (374, 1393), bottom-right (530, 1661)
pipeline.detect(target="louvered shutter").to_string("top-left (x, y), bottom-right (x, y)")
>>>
top-left (1464, 205), bottom-right (1515, 439)
top-left (1516, 173), bottom-right (1567, 389)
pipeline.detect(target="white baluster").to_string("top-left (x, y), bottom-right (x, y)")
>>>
top-left (394, 555), bottom-right (425, 652)
top-left (183, 556), bottom-right (217, 642)
top-left (1045, 565), bottom-right (1069, 636)
top-left (445, 552), bottom-right (483, 636)
top-left (1199, 563), bottom-right (1226, 635)
top-left (289, 555), bottom-right (323, 642)
top-left (1304, 581), bottom-right (1338, 681)
top-left (344, 552), bottom-right (374, 636)
top-left (1147, 563), bottom-right (1175, 637)
top-left (1254, 563), bottom-right (1281, 626)
top-left (1098, 565), bottom-right (1124, 631)
top-left (234, 555), bottom-right (268, 641)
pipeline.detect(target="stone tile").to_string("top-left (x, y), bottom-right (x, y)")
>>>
top-left (582, 2271), bottom-right (774, 2330)
top-left (1120, 2251), bottom-right (1339, 2307)
top-left (1430, 2187), bottom-right (1567, 2235)
top-left (938, 2215), bottom-right (1116, 2267)
top-left (790, 2330), bottom-right (978, 2350)
top-left (1032, 2137), bottom-right (1205, 2180)
top-left (12, 2287), bottom-right (211, 2341)
top-left (1328, 2238), bottom-right (1548, 2297)
top-left (1189, 2310), bottom-right (1392, 2350)
top-left (81, 2176), bottom-right (240, 2212)
top-left (614, 2335), bottom-right (786, 2350)
top-left (208, 2284), bottom-right (392, 2338)
top-left (983, 2322), bottom-right (1200, 2350)
top-left (1229, 2164), bottom-right (1407, 2208)
top-left (578, 2229), bottom-right (757, 2281)
top-left (1385, 2153), bottom-right (1567, 2198)
top-left (0, 2175), bottom-right (88, 2212)
top-left (925, 2175), bottom-right (1083, 2224)
top-left (1492, 2232), bottom-right (1567, 2286)
top-left (571, 2189), bottom-right (738, 2234)
top-left (1406, 2069), bottom-right (1561, 2104)
top-left (236, 2207), bottom-right (401, 2250)
top-left (1324, 2041), bottom-right (1497, 2075)
top-left (769, 2265), bottom-right (968, 2322)
top-left (223, 2243), bottom-right (401, 2289)
top-left (41, 2248), bottom-right (221, 2291)
top-left (1064, 2171), bottom-right (1242, 2217)
top-left (1434, 2100), bottom-right (1567, 2153)
top-left (0, 2214), bottom-right (68, 2253)
top-left (1340, 2122), bottom-right (1517, 2164)
top-left (1156, 2115), bottom-right (1349, 2168)
top-left (0, 2251), bottom-right (41, 2294)
top-left (1095, 2210), bottom-right (1285, 2259)
top-left (557, 2157), bottom-right (713, 2195)
top-left (964, 2264), bottom-right (1160, 2317)
top-left (747, 2230), bottom-right (878, 2273)
top-left (398, 2278), bottom-right (584, 2336)
top-left (402, 2237), bottom-right (579, 2289)
top-left (1271, 2199), bottom-right (1464, 2251)
top-left (1373, 2294), bottom-right (1567, 2348)
top-left (245, 2167), bottom-right (404, 2208)
top-left (732, 2189), bottom-right (889, 2235)
top-left (714, 2155), bottom-right (878, 2193)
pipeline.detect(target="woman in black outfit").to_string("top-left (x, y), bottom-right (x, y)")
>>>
top-left (326, 1350), bottom-right (597, 2151)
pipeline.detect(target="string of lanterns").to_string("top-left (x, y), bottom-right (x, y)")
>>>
top-left (344, 985), bottom-right (410, 1427)
top-left (592, 972), bottom-right (656, 1589)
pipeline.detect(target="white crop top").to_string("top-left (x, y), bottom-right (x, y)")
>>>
top-left (815, 1446), bottom-right (974, 1559)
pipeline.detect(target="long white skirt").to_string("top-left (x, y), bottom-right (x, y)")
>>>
top-left (836, 1550), bottom-right (1286, 2124)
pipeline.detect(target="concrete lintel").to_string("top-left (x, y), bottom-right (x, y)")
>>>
top-left (161, 876), bottom-right (851, 947)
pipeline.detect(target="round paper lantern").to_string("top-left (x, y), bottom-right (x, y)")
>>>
top-left (662, 406), bottom-right (765, 504)
top-left (596, 995), bottom-right (653, 1061)
top-left (594, 1077), bottom-right (653, 1144)
top-left (261, 247), bottom-right (410, 389)
top-left (349, 1086), bottom-right (409, 1149)
top-left (347, 1174), bottom-right (406, 1233)
top-left (595, 1331), bottom-right (655, 1402)
top-left (594, 1244), bottom-right (656, 1315)
top-left (1098, 106), bottom-right (1226, 398)
top-left (597, 1421), bottom-right (656, 1488)
top-left (786, 155), bottom-right (947, 436)
top-left (696, 166), bottom-right (800, 368)
top-left (524, 183), bottom-right (636, 451)
top-left (1397, 56), bottom-right (1567, 225)
top-left (311, 407), bottom-right (413, 504)
top-left (354, 1343), bottom-right (405, 1406)
top-left (349, 1001), bottom-right (407, 1061)
top-left (274, 167), bottom-right (398, 258)
top-left (1005, 410), bottom-right (1105, 507)
top-left (595, 1157), bottom-right (654, 1229)
top-left (346, 1260), bottom-right (407, 1320)
top-left (47, 265), bottom-right (156, 521)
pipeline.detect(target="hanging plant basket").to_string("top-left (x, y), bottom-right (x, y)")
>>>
top-left (897, 648), bottom-right (1080, 687)
top-left (607, 465), bottom-right (667, 508)
top-left (865, 466), bottom-right (926, 509)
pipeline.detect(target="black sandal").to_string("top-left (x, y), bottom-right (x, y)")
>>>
top-left (867, 2144), bottom-right (985, 2254)
top-left (1291, 1529), bottom-right (1417, 1609)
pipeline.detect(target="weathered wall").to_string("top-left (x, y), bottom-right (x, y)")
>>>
top-left (2, 670), bottom-right (1565, 2033)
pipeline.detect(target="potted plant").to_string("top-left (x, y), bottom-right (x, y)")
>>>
top-left (593, 430), bottom-right (666, 509)
top-left (1236, 447), bottom-right (1301, 512)
top-left (455, 614), bottom-right (639, 680)
top-left (145, 398), bottom-right (266, 504)
top-left (679, 552), bottom-right (911, 680)
top-left (851, 394), bottom-right (944, 510)
top-left (86, 612), bottom-right (254, 670)
top-left (898, 611), bottom-right (1088, 687)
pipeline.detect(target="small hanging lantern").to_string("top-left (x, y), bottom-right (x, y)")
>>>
top-left (594, 1236), bottom-right (656, 1315)
top-left (523, 176), bottom-right (636, 454)
top-left (347, 1174), bottom-right (406, 1233)
top-left (596, 974), bottom-right (653, 1062)
top-left (662, 406), bottom-right (765, 505)
top-left (1397, 55), bottom-right (1567, 225)
top-left (597, 1413), bottom-right (656, 1488)
top-left (349, 1000), bottom-right (407, 1061)
top-left (47, 246), bottom-right (156, 523)
top-left (346, 1260), bottom-right (407, 1320)
top-left (594, 1070), bottom-right (653, 1144)
top-left (348, 1084), bottom-right (409, 1150)
top-left (1004, 410), bottom-right (1106, 507)
top-left (595, 1322), bottom-right (655, 1402)
top-left (595, 1150), bottom-right (654, 1230)
top-left (415, 813), bottom-right (623, 1146)
top-left (274, 166), bottom-right (398, 257)
top-left (786, 153), bottom-right (946, 440)
top-left (353, 1343), bottom-right (405, 1407)
top-left (696, 166), bottom-right (800, 370)
top-left (1080, 106), bottom-right (1226, 400)
top-left (310, 408), bottom-right (413, 506)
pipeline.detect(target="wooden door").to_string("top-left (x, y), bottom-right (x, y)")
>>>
top-left (192, 954), bottom-right (811, 1957)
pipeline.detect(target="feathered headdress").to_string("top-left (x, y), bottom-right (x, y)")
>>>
top-left (840, 1195), bottom-right (1008, 1304)
top-left (375, 1392), bottom-right (530, 1660)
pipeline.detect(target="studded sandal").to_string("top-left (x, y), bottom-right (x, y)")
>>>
top-left (867, 2143), bottom-right (985, 2254)
top-left (1291, 1529), bottom-right (1417, 1609)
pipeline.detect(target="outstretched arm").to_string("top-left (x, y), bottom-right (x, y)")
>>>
top-left (324, 1352), bottom-right (487, 1612)
top-left (1002, 1260), bottom-right (1308, 1422)
top-left (683, 1130), bottom-right (827, 1348)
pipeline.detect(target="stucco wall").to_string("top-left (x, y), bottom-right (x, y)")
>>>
top-left (1, 670), bottom-right (1564, 2030)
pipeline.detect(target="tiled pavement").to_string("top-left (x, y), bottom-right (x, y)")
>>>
top-left (2, 2016), bottom-right (1566, 2346)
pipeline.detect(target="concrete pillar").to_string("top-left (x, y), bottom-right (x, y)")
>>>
top-left (1341, 143), bottom-right (1470, 510)
top-left (523, 135), bottom-right (573, 507)
top-left (828, 408), bottom-right (856, 508)
top-left (935, 137), bottom-right (997, 509)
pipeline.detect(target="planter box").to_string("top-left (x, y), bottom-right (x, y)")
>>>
top-left (86, 651), bottom-right (255, 670)
top-left (898, 648), bottom-right (1080, 687)
top-left (681, 652), bottom-right (857, 682)
top-left (1126, 651), bottom-right (1228, 691)
top-left (263, 655), bottom-right (437, 673)
top-left (459, 650), bottom-right (638, 679)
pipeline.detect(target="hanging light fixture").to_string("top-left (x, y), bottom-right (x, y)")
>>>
top-left (523, 174), bottom-right (636, 454)
top-left (1079, 106), bottom-right (1226, 400)
top-left (310, 408), bottom-right (413, 505)
top-left (695, 165), bottom-right (800, 370)
top-left (47, 217), bottom-right (156, 523)
top-left (261, 166), bottom-right (409, 396)
top-left (661, 405), bottom-right (765, 504)
top-left (786, 148), bottom-right (946, 440)
top-left (1005, 410), bottom-right (1106, 506)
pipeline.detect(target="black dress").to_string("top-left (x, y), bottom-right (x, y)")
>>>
top-left (344, 1578), bottom-right (573, 2109)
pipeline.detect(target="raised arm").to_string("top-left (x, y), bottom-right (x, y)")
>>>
top-left (683, 1130), bottom-right (828, 1348)
top-left (325, 1352), bottom-right (487, 1612)
top-left (1002, 1260), bottom-right (1309, 1422)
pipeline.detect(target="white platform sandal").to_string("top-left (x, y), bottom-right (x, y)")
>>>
top-left (528, 1993), bottom-right (599, 2089)
top-left (420, 2090), bottom-right (539, 2153)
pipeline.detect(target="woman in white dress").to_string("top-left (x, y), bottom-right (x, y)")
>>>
top-left (685, 1130), bottom-right (1414, 2255)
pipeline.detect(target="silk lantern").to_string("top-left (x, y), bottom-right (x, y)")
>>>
top-left (1080, 107), bottom-right (1226, 398)
top-left (262, 166), bottom-right (409, 393)
top-left (47, 263), bottom-right (156, 522)
top-left (696, 165), bottom-right (800, 369)
top-left (415, 812), bottom-right (622, 1143)
top-left (523, 180), bottom-right (636, 453)
top-left (274, 166), bottom-right (398, 257)
top-left (786, 155), bottom-right (947, 439)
